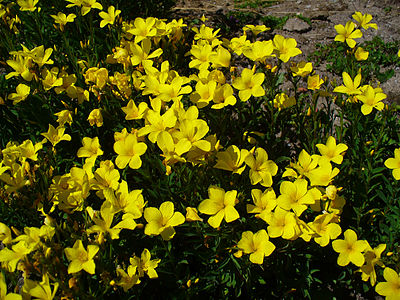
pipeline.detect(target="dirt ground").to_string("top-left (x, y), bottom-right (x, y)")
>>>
top-left (172, 0), bottom-right (400, 102)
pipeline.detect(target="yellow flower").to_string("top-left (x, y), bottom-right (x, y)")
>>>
top-left (121, 100), bottom-right (148, 120)
top-left (173, 119), bottom-right (211, 152)
top-left (287, 149), bottom-right (319, 178)
top-left (358, 85), bottom-right (386, 115)
top-left (84, 67), bottom-right (109, 91)
top-left (7, 83), bottom-right (30, 105)
top-left (334, 21), bottom-right (363, 48)
top-left (77, 136), bottom-right (103, 161)
top-left (359, 243), bottom-right (386, 286)
top-left (19, 139), bottom-right (44, 161)
top-left (384, 148), bottom-right (400, 180)
top-left (0, 240), bottom-right (32, 272)
top-left (247, 188), bottom-right (277, 219)
top-left (138, 109), bottom-right (177, 143)
top-left (113, 132), bottom-right (147, 169)
top-left (144, 201), bottom-right (185, 240)
top-left (237, 230), bottom-right (275, 264)
top-left (15, 45), bottom-right (54, 68)
top-left (65, 0), bottom-right (83, 9)
top-left (245, 147), bottom-right (278, 187)
top-left (273, 93), bottom-right (296, 110)
top-left (355, 47), bottom-right (369, 61)
top-left (242, 24), bottom-right (269, 36)
top-left (41, 125), bottom-right (71, 147)
top-left (64, 240), bottom-right (99, 274)
top-left (6, 55), bottom-right (33, 81)
top-left (186, 134), bottom-right (221, 164)
top-left (242, 40), bottom-right (274, 62)
top-left (333, 72), bottom-right (362, 96)
top-left (158, 76), bottom-right (192, 103)
top-left (200, 14), bottom-right (207, 22)
top-left (276, 178), bottom-right (316, 216)
top-left (114, 128), bottom-right (130, 142)
top-left (66, 85), bottom-right (89, 104)
top-left (41, 67), bottom-right (63, 91)
top-left (155, 131), bottom-right (188, 175)
top-left (81, 0), bottom-right (103, 16)
top-left (0, 163), bottom-right (30, 194)
top-left (232, 67), bottom-right (265, 102)
top-left (115, 268), bottom-right (140, 292)
top-left (54, 109), bottom-right (73, 126)
top-left (229, 34), bottom-right (251, 56)
top-left (375, 267), bottom-right (400, 299)
top-left (316, 136), bottom-right (348, 164)
top-left (1, 272), bottom-right (22, 299)
top-left (130, 39), bottom-right (163, 67)
top-left (291, 61), bottom-right (313, 77)
top-left (104, 180), bottom-right (144, 217)
top-left (308, 213), bottom-right (341, 247)
top-left (214, 145), bottom-right (249, 175)
top-left (22, 273), bottom-right (59, 300)
top-left (185, 207), bottom-right (203, 222)
top-left (127, 17), bottom-right (157, 44)
top-left (307, 74), bottom-right (324, 90)
top-left (332, 229), bottom-right (368, 267)
top-left (198, 186), bottom-right (239, 228)
top-left (130, 249), bottom-right (160, 278)
top-left (86, 201), bottom-right (136, 240)
top-left (87, 108), bottom-right (103, 127)
top-left (190, 80), bottom-right (216, 108)
top-left (210, 46), bottom-right (231, 68)
top-left (352, 12), bottom-right (378, 30)
top-left (189, 43), bottom-right (213, 70)
top-left (17, 0), bottom-right (39, 11)
top-left (272, 35), bottom-right (302, 63)
top-left (50, 12), bottom-right (76, 31)
top-left (0, 222), bottom-right (12, 245)
top-left (264, 207), bottom-right (297, 239)
top-left (307, 161), bottom-right (340, 187)
top-left (99, 6), bottom-right (121, 28)
top-left (193, 24), bottom-right (221, 43)
top-left (92, 160), bottom-right (120, 194)
top-left (211, 83), bottom-right (236, 109)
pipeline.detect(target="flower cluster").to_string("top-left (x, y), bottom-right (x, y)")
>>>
top-left (0, 3), bottom-right (399, 299)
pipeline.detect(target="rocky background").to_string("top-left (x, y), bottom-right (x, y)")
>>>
top-left (172, 0), bottom-right (400, 103)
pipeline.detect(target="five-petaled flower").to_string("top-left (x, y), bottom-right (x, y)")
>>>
top-left (64, 240), bottom-right (99, 274)
top-left (384, 148), bottom-right (400, 180)
top-left (99, 5), bottom-right (121, 28)
top-left (334, 21), bottom-right (363, 48)
top-left (237, 229), bottom-right (275, 264)
top-left (144, 201), bottom-right (185, 240)
top-left (129, 249), bottom-right (161, 278)
top-left (375, 267), bottom-right (400, 299)
top-left (333, 72), bottom-right (362, 96)
top-left (316, 136), bottom-right (348, 164)
top-left (113, 132), bottom-right (147, 169)
top-left (332, 229), bottom-right (368, 267)
top-left (245, 147), bottom-right (278, 187)
top-left (198, 186), bottom-right (239, 228)
top-left (232, 67), bottom-right (265, 102)
top-left (41, 125), bottom-right (71, 147)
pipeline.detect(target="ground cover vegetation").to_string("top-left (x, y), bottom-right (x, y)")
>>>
top-left (0, 0), bottom-right (400, 298)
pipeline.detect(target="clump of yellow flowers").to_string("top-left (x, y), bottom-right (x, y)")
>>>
top-left (0, 3), bottom-right (398, 299)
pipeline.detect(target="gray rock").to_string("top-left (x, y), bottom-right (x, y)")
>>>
top-left (381, 67), bottom-right (400, 104)
top-left (283, 17), bottom-right (311, 33)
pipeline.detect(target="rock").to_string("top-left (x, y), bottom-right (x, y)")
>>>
top-left (381, 67), bottom-right (400, 104)
top-left (283, 17), bottom-right (311, 33)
